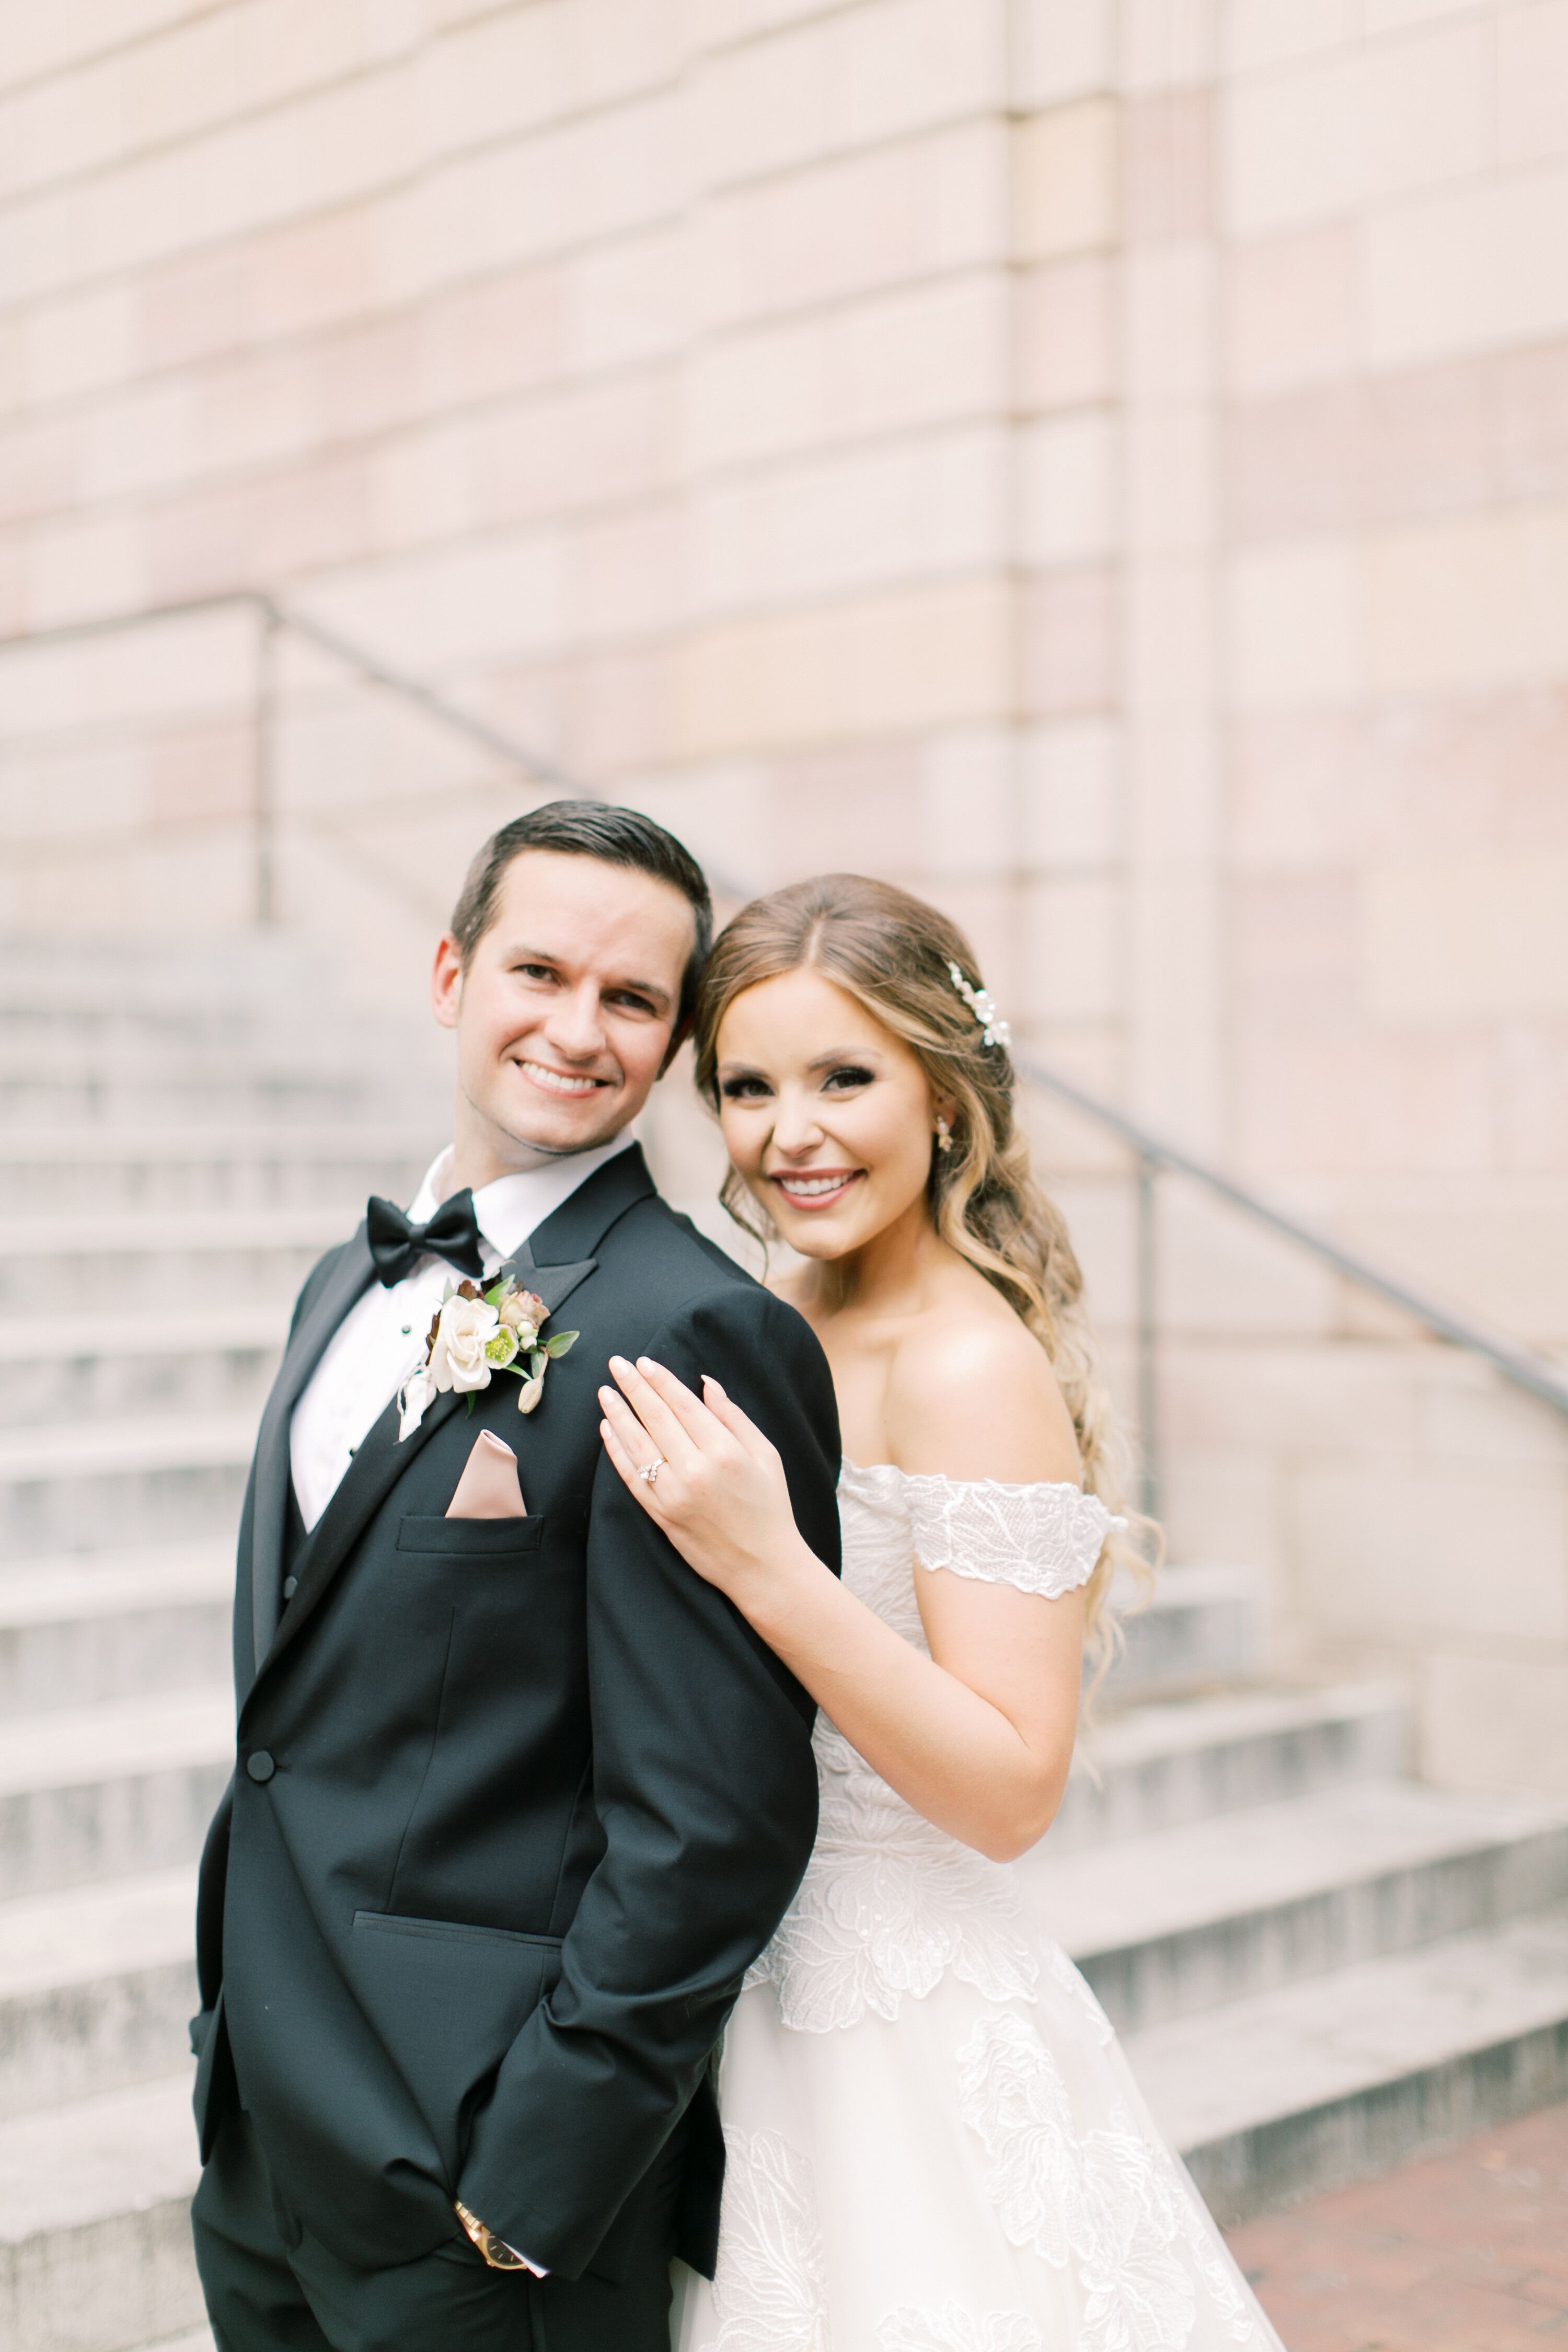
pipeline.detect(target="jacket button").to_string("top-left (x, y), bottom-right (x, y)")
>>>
top-left (282, 1576), bottom-right (298, 1600)
top-left (247, 1750), bottom-right (276, 1783)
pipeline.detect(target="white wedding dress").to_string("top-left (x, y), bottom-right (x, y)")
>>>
top-left (673, 1461), bottom-right (1284, 2352)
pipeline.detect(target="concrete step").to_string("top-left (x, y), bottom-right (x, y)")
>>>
top-left (0, 1209), bottom-right (343, 1310)
top-left (0, 1005), bottom-right (428, 1064)
top-left (0, 1001), bottom-right (280, 1050)
top-left (1135, 1903), bottom-right (1568, 2226)
top-left (0, 1027), bottom-right (434, 1086)
top-left (0, 1126), bottom-right (433, 1213)
top-left (0, 933), bottom-right (336, 1006)
top-left (0, 1069), bottom-right (410, 1125)
top-left (1053, 1678), bottom-right (1410, 1850)
top-left (0, 1419), bottom-right (256, 1559)
top-left (0, 1687), bottom-right (231, 1899)
top-left (1104, 1562), bottom-right (1265, 1699)
top-left (0, 2070), bottom-right (205, 2352)
top-left (0, 1032), bottom-right (367, 1078)
top-left (0, 1311), bottom-right (284, 1425)
top-left (0, 1867), bottom-right (197, 2118)
top-left (0, 958), bottom-right (445, 1064)
top-left (0, 1547), bottom-right (232, 1716)
top-left (1032, 1778), bottom-right (1568, 2033)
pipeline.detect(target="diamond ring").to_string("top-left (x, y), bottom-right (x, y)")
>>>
top-left (637, 1459), bottom-right (664, 1489)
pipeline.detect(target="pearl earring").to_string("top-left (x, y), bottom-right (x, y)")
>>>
top-left (935, 1116), bottom-right (953, 1153)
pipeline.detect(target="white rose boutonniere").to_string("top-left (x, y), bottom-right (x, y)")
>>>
top-left (431, 1292), bottom-right (502, 1393)
top-left (397, 1272), bottom-right (578, 1440)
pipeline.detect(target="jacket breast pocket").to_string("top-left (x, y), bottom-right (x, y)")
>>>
top-left (396, 1514), bottom-right (546, 1560)
top-left (349, 1910), bottom-right (563, 2186)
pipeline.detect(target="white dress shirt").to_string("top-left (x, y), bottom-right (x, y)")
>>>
top-left (289, 1135), bottom-right (633, 1533)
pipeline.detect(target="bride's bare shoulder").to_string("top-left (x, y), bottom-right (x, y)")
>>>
top-left (884, 1267), bottom-right (1082, 1486)
top-left (764, 1265), bottom-right (817, 1317)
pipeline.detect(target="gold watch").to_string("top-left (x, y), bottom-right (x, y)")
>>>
top-left (454, 2199), bottom-right (532, 2272)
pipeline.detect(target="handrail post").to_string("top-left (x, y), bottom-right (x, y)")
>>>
top-left (1136, 1151), bottom-right (1159, 1521)
top-left (253, 600), bottom-right (278, 927)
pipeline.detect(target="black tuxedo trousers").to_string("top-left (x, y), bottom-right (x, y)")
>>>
top-left (190, 1147), bottom-right (841, 2348)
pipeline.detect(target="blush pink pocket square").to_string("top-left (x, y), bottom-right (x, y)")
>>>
top-left (446, 1431), bottom-right (527, 1520)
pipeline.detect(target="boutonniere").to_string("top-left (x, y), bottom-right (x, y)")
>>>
top-left (398, 1271), bottom-right (578, 1441)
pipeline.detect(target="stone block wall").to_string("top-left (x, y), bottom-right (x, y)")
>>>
top-left (1, 0), bottom-right (1564, 1788)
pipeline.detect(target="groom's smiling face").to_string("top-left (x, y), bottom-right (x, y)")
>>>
top-left (432, 848), bottom-right (696, 1181)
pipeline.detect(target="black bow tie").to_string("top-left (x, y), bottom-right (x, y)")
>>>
top-left (366, 1190), bottom-right (486, 1289)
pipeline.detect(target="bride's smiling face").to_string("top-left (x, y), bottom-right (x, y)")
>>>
top-left (715, 966), bottom-right (944, 1262)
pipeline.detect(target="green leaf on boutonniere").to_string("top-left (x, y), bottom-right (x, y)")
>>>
top-left (543, 1330), bottom-right (578, 1358)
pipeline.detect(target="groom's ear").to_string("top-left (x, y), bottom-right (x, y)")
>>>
top-left (431, 932), bottom-right (464, 1030)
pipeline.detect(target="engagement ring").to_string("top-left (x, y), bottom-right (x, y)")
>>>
top-left (638, 1459), bottom-right (664, 1488)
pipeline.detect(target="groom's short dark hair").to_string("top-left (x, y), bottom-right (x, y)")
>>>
top-left (451, 800), bottom-right (714, 1032)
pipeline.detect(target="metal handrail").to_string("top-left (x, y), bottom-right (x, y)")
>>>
top-left (6, 589), bottom-right (1565, 1505)
top-left (0, 589), bottom-right (582, 787)
top-left (1015, 1055), bottom-right (1568, 1423)
top-left (1, 589), bottom-right (589, 929)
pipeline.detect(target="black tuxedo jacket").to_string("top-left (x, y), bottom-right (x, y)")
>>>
top-left (191, 1145), bottom-right (840, 2283)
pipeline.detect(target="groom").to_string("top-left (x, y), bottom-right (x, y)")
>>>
top-left (190, 802), bottom-right (841, 2350)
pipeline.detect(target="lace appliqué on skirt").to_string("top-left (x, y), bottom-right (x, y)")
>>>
top-left (957, 2013), bottom-right (1260, 2351)
top-left (878, 2307), bottom-right (1044, 2350)
top-left (745, 1721), bottom-right (1039, 2032)
top-left (710, 2127), bottom-right (832, 2352)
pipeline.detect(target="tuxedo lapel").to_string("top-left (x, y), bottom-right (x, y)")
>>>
top-left (502, 1243), bottom-right (599, 1322)
top-left (246, 1145), bottom-right (658, 1697)
top-left (494, 1141), bottom-right (655, 1325)
top-left (253, 1382), bottom-right (464, 1685)
top-left (250, 1225), bottom-right (376, 1675)
top-left (523, 1142), bottom-right (656, 1270)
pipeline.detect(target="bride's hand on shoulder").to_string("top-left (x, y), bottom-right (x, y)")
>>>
top-left (598, 1356), bottom-right (816, 1613)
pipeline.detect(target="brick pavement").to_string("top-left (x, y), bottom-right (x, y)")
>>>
top-left (1225, 2101), bottom-right (1568, 2350)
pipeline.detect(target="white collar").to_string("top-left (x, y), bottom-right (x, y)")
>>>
top-left (407, 1134), bottom-right (636, 1262)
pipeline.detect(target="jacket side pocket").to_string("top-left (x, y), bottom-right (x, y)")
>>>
top-left (348, 1911), bottom-right (564, 2187)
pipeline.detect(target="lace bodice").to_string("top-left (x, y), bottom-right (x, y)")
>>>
top-left (745, 1462), bottom-right (1123, 2035)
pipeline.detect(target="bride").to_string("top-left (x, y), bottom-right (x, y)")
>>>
top-left (597, 874), bottom-right (1282, 2352)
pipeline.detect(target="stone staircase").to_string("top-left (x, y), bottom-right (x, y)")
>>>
top-left (1036, 1574), bottom-right (1568, 2224)
top-left (0, 941), bottom-right (443, 2352)
top-left (2, 943), bottom-right (1566, 2351)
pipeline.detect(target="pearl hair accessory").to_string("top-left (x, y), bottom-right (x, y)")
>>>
top-left (946, 961), bottom-right (1012, 1051)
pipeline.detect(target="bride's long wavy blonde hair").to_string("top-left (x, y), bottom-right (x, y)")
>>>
top-left (693, 873), bottom-right (1157, 1669)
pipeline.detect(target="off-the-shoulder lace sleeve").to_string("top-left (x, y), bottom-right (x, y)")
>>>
top-left (902, 1473), bottom-right (1123, 1600)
